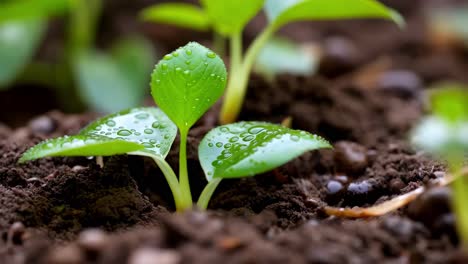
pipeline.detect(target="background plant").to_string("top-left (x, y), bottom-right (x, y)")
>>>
top-left (0, 0), bottom-right (155, 113)
top-left (411, 83), bottom-right (468, 246)
top-left (20, 42), bottom-right (331, 211)
top-left (142, 0), bottom-right (403, 124)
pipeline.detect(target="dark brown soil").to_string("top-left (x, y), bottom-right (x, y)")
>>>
top-left (2, 0), bottom-right (468, 263)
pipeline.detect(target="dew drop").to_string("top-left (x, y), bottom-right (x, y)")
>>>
top-left (106, 120), bottom-right (116, 127)
top-left (185, 60), bottom-right (191, 65)
top-left (175, 67), bottom-right (182, 72)
top-left (161, 63), bottom-right (168, 70)
top-left (208, 143), bottom-right (214, 147)
top-left (220, 127), bottom-right (230, 132)
top-left (206, 51), bottom-right (216, 58)
top-left (164, 134), bottom-right (170, 139)
top-left (117, 129), bottom-right (132, 136)
top-left (290, 135), bottom-right (300, 142)
top-left (172, 51), bottom-right (179, 57)
top-left (183, 70), bottom-right (190, 75)
top-left (163, 55), bottom-right (172, 60)
top-left (248, 126), bottom-right (264, 134)
top-left (144, 129), bottom-right (154, 134)
top-left (243, 135), bottom-right (254, 142)
top-left (215, 142), bottom-right (223, 148)
top-left (152, 122), bottom-right (160, 128)
top-left (142, 142), bottom-right (154, 148)
top-left (185, 49), bottom-right (192, 55)
top-left (135, 113), bottom-right (149, 120)
top-left (229, 136), bottom-right (239, 143)
top-left (224, 143), bottom-right (232, 148)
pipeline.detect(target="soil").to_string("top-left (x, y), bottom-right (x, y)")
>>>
top-left (2, 0), bottom-right (468, 263)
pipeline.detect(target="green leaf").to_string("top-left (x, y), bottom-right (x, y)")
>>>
top-left (200, 0), bottom-right (264, 36)
top-left (80, 107), bottom-right (177, 158)
top-left (140, 3), bottom-right (211, 31)
top-left (0, 0), bottom-right (70, 24)
top-left (199, 121), bottom-right (331, 180)
top-left (264, 0), bottom-right (404, 29)
top-left (19, 135), bottom-right (144, 163)
top-left (254, 36), bottom-right (318, 77)
top-left (411, 116), bottom-right (468, 158)
top-left (428, 84), bottom-right (468, 123)
top-left (0, 19), bottom-right (46, 88)
top-left (151, 42), bottom-right (227, 131)
top-left (74, 38), bottom-right (154, 112)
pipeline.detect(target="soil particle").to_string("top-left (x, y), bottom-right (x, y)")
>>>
top-left (333, 141), bottom-right (369, 176)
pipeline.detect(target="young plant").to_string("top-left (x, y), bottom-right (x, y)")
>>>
top-left (141, 0), bottom-right (403, 124)
top-left (411, 84), bottom-right (468, 246)
top-left (19, 42), bottom-right (331, 211)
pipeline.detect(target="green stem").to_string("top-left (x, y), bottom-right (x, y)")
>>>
top-left (197, 179), bottom-right (222, 210)
top-left (219, 24), bottom-right (277, 124)
top-left (448, 156), bottom-right (468, 248)
top-left (67, 0), bottom-right (102, 57)
top-left (213, 31), bottom-right (226, 58)
top-left (130, 152), bottom-right (186, 211)
top-left (179, 130), bottom-right (192, 207)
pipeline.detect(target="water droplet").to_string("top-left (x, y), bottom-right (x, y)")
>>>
top-left (248, 126), bottom-right (264, 134)
top-left (212, 160), bottom-right (222, 166)
top-left (185, 60), bottom-right (191, 65)
top-left (220, 127), bottom-right (230, 132)
top-left (206, 51), bottom-right (216, 58)
top-left (144, 129), bottom-right (154, 134)
top-left (164, 135), bottom-right (170, 139)
top-left (185, 49), bottom-right (192, 55)
top-left (175, 67), bottom-right (182, 72)
top-left (183, 70), bottom-right (190, 75)
top-left (152, 122), bottom-right (160, 128)
top-left (117, 129), bottom-right (132, 136)
top-left (215, 142), bottom-right (223, 148)
top-left (135, 113), bottom-right (149, 120)
top-left (105, 120), bottom-right (116, 127)
top-left (161, 63), bottom-right (168, 70)
top-left (208, 143), bottom-right (214, 147)
top-left (210, 73), bottom-right (215, 78)
top-left (150, 139), bottom-right (157, 144)
top-left (243, 135), bottom-right (254, 142)
top-left (172, 51), bottom-right (179, 57)
top-left (229, 137), bottom-right (239, 143)
top-left (163, 54), bottom-right (172, 60)
top-left (224, 143), bottom-right (232, 148)
top-left (290, 135), bottom-right (300, 142)
top-left (142, 142), bottom-right (154, 148)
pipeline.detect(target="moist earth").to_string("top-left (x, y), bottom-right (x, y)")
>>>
top-left (2, 0), bottom-right (468, 263)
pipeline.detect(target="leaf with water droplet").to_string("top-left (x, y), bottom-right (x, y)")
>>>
top-left (264, 0), bottom-right (404, 30)
top-left (80, 107), bottom-right (177, 158)
top-left (151, 42), bottom-right (226, 132)
top-left (199, 121), bottom-right (331, 181)
top-left (18, 135), bottom-right (144, 163)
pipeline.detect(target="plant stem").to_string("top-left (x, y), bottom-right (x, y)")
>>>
top-left (197, 178), bottom-right (222, 209)
top-left (219, 24), bottom-right (277, 124)
top-left (449, 156), bottom-right (468, 248)
top-left (130, 152), bottom-right (186, 211)
top-left (178, 130), bottom-right (192, 207)
top-left (213, 31), bottom-right (226, 58)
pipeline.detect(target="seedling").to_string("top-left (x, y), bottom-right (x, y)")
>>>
top-left (20, 42), bottom-right (331, 211)
top-left (0, 0), bottom-right (154, 113)
top-left (411, 83), bottom-right (468, 246)
top-left (141, 0), bottom-right (403, 124)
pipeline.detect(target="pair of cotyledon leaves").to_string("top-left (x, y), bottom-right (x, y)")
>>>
top-left (20, 42), bottom-right (330, 181)
top-left (141, 0), bottom-right (403, 36)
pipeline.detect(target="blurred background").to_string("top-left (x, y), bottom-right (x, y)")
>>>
top-left (1, 0), bottom-right (468, 127)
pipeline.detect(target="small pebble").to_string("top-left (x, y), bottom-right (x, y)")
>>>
top-left (8, 222), bottom-right (25, 245)
top-left (28, 115), bottom-right (56, 134)
top-left (325, 180), bottom-right (345, 204)
top-left (334, 141), bottom-right (368, 176)
top-left (377, 70), bottom-right (422, 99)
top-left (319, 36), bottom-right (359, 76)
top-left (389, 178), bottom-right (406, 193)
top-left (77, 228), bottom-right (108, 253)
top-left (347, 180), bottom-right (373, 195)
top-left (47, 245), bottom-right (84, 264)
top-left (408, 187), bottom-right (452, 226)
top-left (128, 248), bottom-right (181, 264)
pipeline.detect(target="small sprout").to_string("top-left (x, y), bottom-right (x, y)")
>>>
top-left (410, 84), bottom-right (468, 246)
top-left (141, 0), bottom-right (403, 124)
top-left (20, 43), bottom-right (330, 212)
